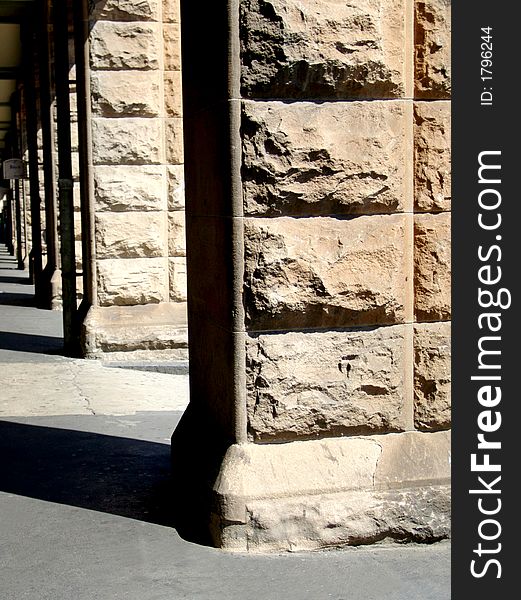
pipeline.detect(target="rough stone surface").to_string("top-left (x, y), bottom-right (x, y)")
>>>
top-left (168, 211), bottom-right (186, 257)
top-left (244, 215), bottom-right (408, 330)
top-left (82, 302), bottom-right (188, 358)
top-left (242, 101), bottom-right (410, 216)
top-left (163, 23), bottom-right (181, 71)
top-left (414, 101), bottom-right (451, 212)
top-left (165, 119), bottom-right (184, 165)
top-left (164, 71), bottom-right (183, 117)
top-left (92, 118), bottom-right (162, 165)
top-left (96, 212), bottom-right (167, 259)
top-left (229, 485), bottom-right (451, 552)
top-left (94, 166), bottom-right (166, 212)
top-left (97, 257), bottom-right (169, 306)
top-left (162, 0), bottom-right (180, 23)
top-left (90, 21), bottom-right (160, 70)
top-left (90, 0), bottom-right (160, 21)
top-left (169, 257), bottom-right (187, 302)
top-left (91, 71), bottom-right (161, 117)
top-left (211, 432), bottom-right (450, 551)
top-left (414, 213), bottom-right (451, 321)
top-left (414, 322), bottom-right (451, 431)
top-left (246, 325), bottom-right (408, 441)
top-left (240, 0), bottom-right (407, 99)
top-left (167, 165), bottom-right (185, 210)
top-left (415, 0), bottom-right (451, 98)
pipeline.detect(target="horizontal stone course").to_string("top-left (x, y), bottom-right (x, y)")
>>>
top-left (414, 322), bottom-right (451, 430)
top-left (90, 0), bottom-right (160, 22)
top-left (415, 0), bottom-right (451, 98)
top-left (169, 257), bottom-right (187, 302)
top-left (246, 325), bottom-right (408, 441)
top-left (94, 166), bottom-right (166, 212)
top-left (97, 257), bottom-right (169, 306)
top-left (90, 21), bottom-right (160, 70)
top-left (91, 118), bottom-right (163, 165)
top-left (414, 101), bottom-right (451, 212)
top-left (242, 100), bottom-right (410, 216)
top-left (168, 211), bottom-right (186, 257)
top-left (240, 0), bottom-right (407, 99)
top-left (244, 215), bottom-right (408, 330)
top-left (167, 165), bottom-right (185, 210)
top-left (212, 431), bottom-right (451, 551)
top-left (165, 119), bottom-right (184, 165)
top-left (95, 211), bottom-right (167, 259)
top-left (414, 212), bottom-right (451, 321)
top-left (164, 71), bottom-right (183, 117)
top-left (91, 71), bottom-right (161, 117)
top-left (163, 23), bottom-right (182, 71)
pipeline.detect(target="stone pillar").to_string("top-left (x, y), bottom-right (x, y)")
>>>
top-left (413, 0), bottom-right (451, 432)
top-left (37, 3), bottom-right (62, 310)
top-left (176, 0), bottom-right (451, 551)
top-left (22, 24), bottom-right (44, 296)
top-left (80, 0), bottom-right (187, 360)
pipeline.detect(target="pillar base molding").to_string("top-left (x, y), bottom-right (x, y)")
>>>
top-left (81, 302), bottom-right (188, 361)
top-left (210, 431), bottom-right (451, 552)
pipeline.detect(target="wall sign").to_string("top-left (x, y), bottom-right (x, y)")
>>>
top-left (2, 159), bottom-right (24, 180)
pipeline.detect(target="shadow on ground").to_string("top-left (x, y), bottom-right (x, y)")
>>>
top-left (0, 331), bottom-right (63, 354)
top-left (0, 421), bottom-right (177, 528)
top-left (0, 292), bottom-right (36, 307)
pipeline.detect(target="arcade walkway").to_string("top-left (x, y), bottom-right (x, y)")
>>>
top-left (0, 245), bottom-right (450, 600)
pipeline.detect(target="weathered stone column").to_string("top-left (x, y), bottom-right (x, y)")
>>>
top-left (81, 0), bottom-right (187, 359)
top-left (38, 1), bottom-right (61, 310)
top-left (176, 0), bottom-right (451, 551)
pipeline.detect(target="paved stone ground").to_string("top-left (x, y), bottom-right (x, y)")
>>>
top-left (0, 246), bottom-right (450, 599)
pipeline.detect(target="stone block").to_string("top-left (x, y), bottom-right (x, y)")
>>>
top-left (95, 212), bottom-right (167, 259)
top-left (91, 71), bottom-right (161, 117)
top-left (162, 0), bottom-right (180, 23)
top-left (169, 257), bottom-right (187, 302)
top-left (168, 211), bottom-right (186, 257)
top-left (94, 165), bottom-right (166, 211)
top-left (240, 0), bottom-right (407, 99)
top-left (414, 101), bottom-right (451, 212)
top-left (167, 165), bottom-right (185, 210)
top-left (165, 118), bottom-right (184, 164)
top-left (90, 21), bottom-right (160, 70)
top-left (242, 101), bottom-right (410, 216)
top-left (414, 322), bottom-right (451, 431)
top-left (163, 23), bottom-right (181, 71)
top-left (244, 215), bottom-right (408, 330)
top-left (415, 0), bottom-right (451, 98)
top-left (90, 0), bottom-right (160, 21)
top-left (91, 118), bottom-right (162, 165)
top-left (82, 302), bottom-right (188, 360)
top-left (210, 431), bottom-right (451, 551)
top-left (414, 213), bottom-right (451, 321)
top-left (97, 257), bottom-right (169, 306)
top-left (164, 71), bottom-right (183, 117)
top-left (246, 325), bottom-right (408, 441)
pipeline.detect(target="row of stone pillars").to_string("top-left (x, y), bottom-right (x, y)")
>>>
top-left (1, 0), bottom-right (188, 360)
top-left (1, 0), bottom-right (451, 551)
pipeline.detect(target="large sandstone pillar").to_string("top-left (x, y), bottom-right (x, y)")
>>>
top-left (176, 0), bottom-right (451, 551)
top-left (80, 0), bottom-right (187, 359)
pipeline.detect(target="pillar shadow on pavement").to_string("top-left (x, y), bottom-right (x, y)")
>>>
top-left (0, 420), bottom-right (179, 528)
top-left (0, 292), bottom-right (36, 307)
top-left (0, 331), bottom-right (63, 353)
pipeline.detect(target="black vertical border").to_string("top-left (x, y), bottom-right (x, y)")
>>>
top-left (452, 1), bottom-right (518, 596)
